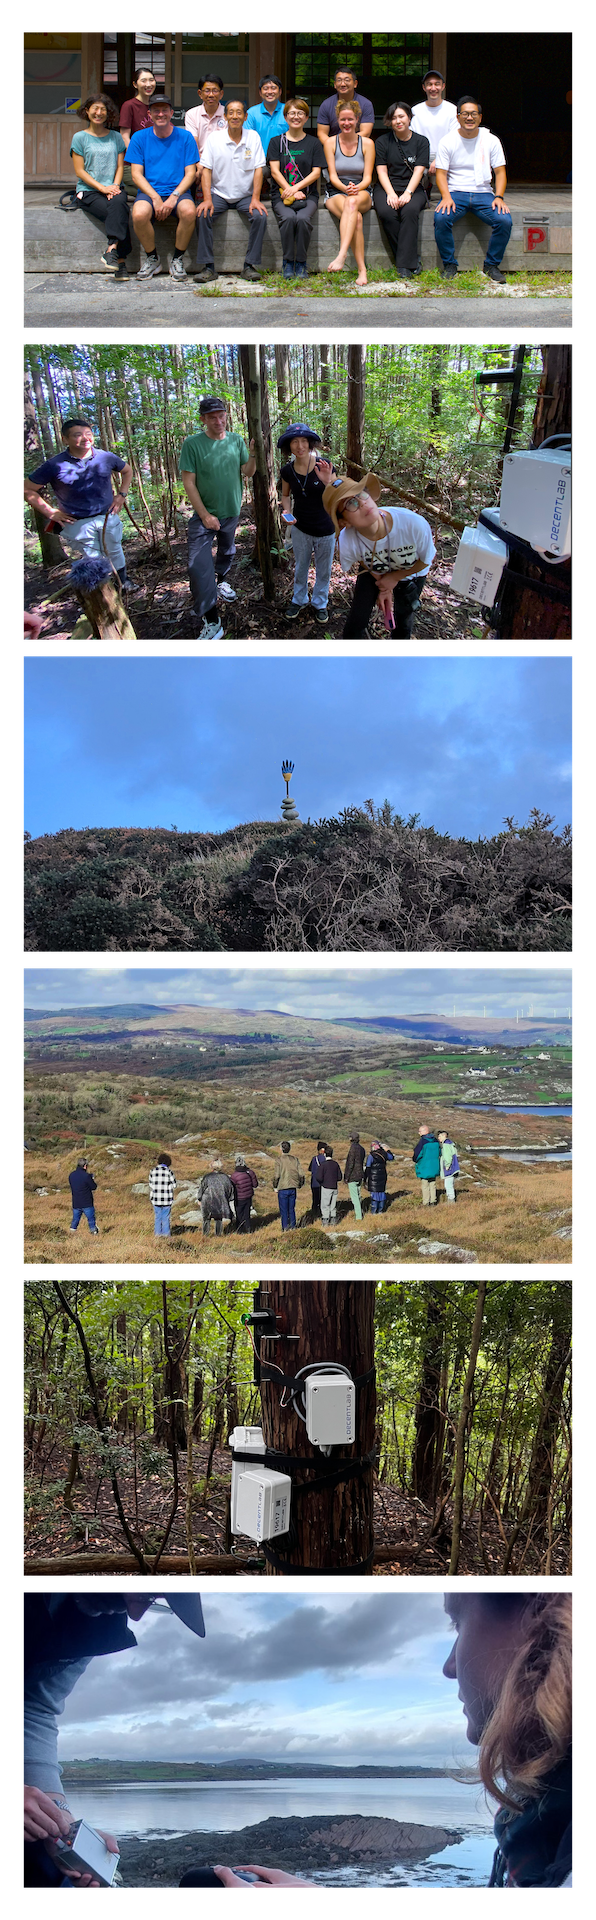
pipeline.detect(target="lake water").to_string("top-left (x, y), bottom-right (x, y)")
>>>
top-left (457, 1104), bottom-right (571, 1117)
top-left (69, 1777), bottom-right (496, 1888)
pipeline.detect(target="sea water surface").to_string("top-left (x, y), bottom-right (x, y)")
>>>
top-left (69, 1776), bottom-right (495, 1887)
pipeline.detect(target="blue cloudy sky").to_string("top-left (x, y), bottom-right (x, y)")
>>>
top-left (25, 967), bottom-right (571, 1020)
top-left (58, 1593), bottom-right (470, 1769)
top-left (24, 657), bottom-right (571, 842)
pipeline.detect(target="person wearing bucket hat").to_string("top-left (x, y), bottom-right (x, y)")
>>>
top-left (24, 1594), bottom-right (206, 1886)
top-left (321, 472), bottom-right (435, 637)
top-left (411, 72), bottom-right (457, 186)
top-left (278, 425), bottom-right (337, 623)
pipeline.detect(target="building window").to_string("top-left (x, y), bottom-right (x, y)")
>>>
top-left (288, 33), bottom-right (431, 125)
top-left (103, 33), bottom-right (166, 88)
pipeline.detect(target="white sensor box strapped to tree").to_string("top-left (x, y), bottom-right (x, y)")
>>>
top-left (499, 447), bottom-right (571, 556)
top-left (305, 1373), bottom-right (356, 1446)
top-left (229, 1425), bottom-right (266, 1536)
top-left (233, 1467), bottom-right (291, 1545)
top-left (450, 521), bottom-right (508, 607)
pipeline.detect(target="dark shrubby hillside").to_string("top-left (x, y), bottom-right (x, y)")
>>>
top-left (24, 808), bottom-right (571, 953)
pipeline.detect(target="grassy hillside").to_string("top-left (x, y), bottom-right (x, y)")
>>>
top-left (24, 810), bottom-right (572, 952)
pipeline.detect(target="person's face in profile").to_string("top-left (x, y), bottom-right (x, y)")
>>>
top-left (442, 1596), bottom-right (525, 1745)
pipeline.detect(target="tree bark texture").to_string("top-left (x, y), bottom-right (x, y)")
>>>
top-left (346, 344), bottom-right (366, 478)
top-left (75, 578), bottom-right (137, 641)
top-left (448, 1282), bottom-right (487, 1573)
top-left (412, 1286), bottom-right (447, 1504)
top-left (500, 345), bottom-right (571, 639)
top-left (239, 344), bottom-right (280, 599)
top-left (256, 1280), bottom-right (376, 1572)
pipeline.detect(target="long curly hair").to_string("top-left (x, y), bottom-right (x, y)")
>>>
top-left (478, 1593), bottom-right (572, 1807)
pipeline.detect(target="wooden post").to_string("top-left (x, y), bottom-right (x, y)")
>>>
top-left (255, 1281), bottom-right (376, 1572)
top-left (73, 576), bottom-right (137, 640)
top-left (81, 35), bottom-right (104, 99)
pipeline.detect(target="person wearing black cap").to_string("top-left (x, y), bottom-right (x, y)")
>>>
top-left (24, 1594), bottom-right (205, 1886)
top-left (278, 426), bottom-right (337, 623)
top-left (179, 398), bottom-right (256, 639)
top-left (127, 97), bottom-right (198, 280)
top-left (411, 71), bottom-right (457, 188)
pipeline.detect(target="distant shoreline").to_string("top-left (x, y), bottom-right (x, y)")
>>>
top-left (62, 1762), bottom-right (449, 1785)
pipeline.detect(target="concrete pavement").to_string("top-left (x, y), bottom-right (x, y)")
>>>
top-left (24, 274), bottom-right (571, 330)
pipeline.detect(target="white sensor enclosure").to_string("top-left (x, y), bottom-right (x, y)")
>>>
top-left (450, 522), bottom-right (508, 607)
top-left (233, 1467), bottom-right (291, 1544)
top-left (229, 1426), bottom-right (266, 1536)
top-left (499, 447), bottom-right (571, 556)
top-left (305, 1374), bottom-right (356, 1447)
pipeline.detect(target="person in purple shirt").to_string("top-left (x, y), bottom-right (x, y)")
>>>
top-left (25, 417), bottom-right (132, 585)
top-left (127, 96), bottom-right (198, 281)
top-left (317, 66), bottom-right (374, 142)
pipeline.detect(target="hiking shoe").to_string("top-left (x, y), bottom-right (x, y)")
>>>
top-left (114, 262), bottom-right (129, 281)
top-left (217, 579), bottom-right (237, 601)
top-left (483, 261), bottom-right (507, 283)
top-left (441, 262), bottom-right (458, 279)
top-left (294, 262), bottom-right (307, 278)
top-left (397, 268), bottom-right (412, 280)
top-left (169, 254), bottom-right (188, 281)
top-left (314, 604), bottom-right (329, 625)
top-left (137, 254), bottom-right (162, 279)
top-left (282, 260), bottom-right (295, 279)
top-left (101, 245), bottom-right (120, 272)
top-left (242, 263), bottom-right (261, 281)
top-left (195, 264), bottom-right (216, 283)
top-left (196, 614), bottom-right (224, 640)
top-left (284, 602), bottom-right (305, 620)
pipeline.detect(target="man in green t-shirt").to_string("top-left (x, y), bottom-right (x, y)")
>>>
top-left (179, 397), bottom-right (256, 638)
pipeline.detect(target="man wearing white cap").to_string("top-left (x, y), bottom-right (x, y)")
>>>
top-left (24, 1593), bottom-right (205, 1886)
top-left (321, 468), bottom-right (435, 637)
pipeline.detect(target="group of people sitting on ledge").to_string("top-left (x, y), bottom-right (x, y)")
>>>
top-left (24, 400), bottom-right (437, 639)
top-left (64, 1129), bottom-right (460, 1239)
top-left (67, 63), bottom-right (513, 285)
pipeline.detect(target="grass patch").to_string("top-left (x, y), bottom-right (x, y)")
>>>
top-left (200, 267), bottom-right (571, 300)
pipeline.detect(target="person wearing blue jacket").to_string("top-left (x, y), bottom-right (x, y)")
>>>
top-left (413, 1125), bottom-right (441, 1205)
top-left (438, 1130), bottom-right (459, 1202)
top-left (68, 1160), bottom-right (99, 1234)
top-left (364, 1140), bottom-right (394, 1213)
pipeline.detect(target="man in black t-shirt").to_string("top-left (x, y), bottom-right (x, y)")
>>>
top-left (374, 101), bottom-right (429, 276)
top-left (267, 99), bottom-right (324, 277)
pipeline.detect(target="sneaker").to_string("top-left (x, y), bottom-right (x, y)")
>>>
top-left (242, 263), bottom-right (261, 281)
top-left (294, 262), bottom-right (307, 278)
top-left (101, 245), bottom-right (120, 272)
top-left (282, 260), bottom-right (295, 279)
top-left (137, 254), bottom-right (163, 279)
top-left (441, 262), bottom-right (458, 279)
top-left (114, 262), bottom-right (129, 281)
top-left (314, 604), bottom-right (329, 625)
top-left (483, 262), bottom-right (506, 284)
top-left (195, 264), bottom-right (216, 284)
top-left (284, 602), bottom-right (305, 620)
top-left (397, 268), bottom-right (412, 280)
top-left (169, 254), bottom-right (188, 281)
top-left (196, 614), bottom-right (224, 640)
top-left (217, 579), bottom-right (237, 602)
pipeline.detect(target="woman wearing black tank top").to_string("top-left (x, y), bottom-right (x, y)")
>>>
top-left (321, 101), bottom-right (375, 284)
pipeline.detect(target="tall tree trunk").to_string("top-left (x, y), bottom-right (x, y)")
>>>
top-left (274, 344), bottom-right (291, 412)
top-left (24, 365), bottom-right (66, 569)
top-left (319, 343), bottom-right (331, 448)
top-left (346, 345), bottom-right (366, 478)
top-left (412, 1286), bottom-right (447, 1504)
top-left (448, 1282), bottom-right (487, 1573)
top-left (499, 345), bottom-right (571, 639)
top-left (239, 344), bottom-right (280, 600)
top-left (256, 1281), bottom-right (376, 1572)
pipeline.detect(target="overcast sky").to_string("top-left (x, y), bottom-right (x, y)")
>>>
top-left (58, 1593), bottom-right (471, 1769)
top-left (25, 966), bottom-right (571, 1020)
top-left (24, 657), bottom-right (571, 842)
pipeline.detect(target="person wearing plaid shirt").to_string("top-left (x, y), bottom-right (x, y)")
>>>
top-left (149, 1152), bottom-right (177, 1236)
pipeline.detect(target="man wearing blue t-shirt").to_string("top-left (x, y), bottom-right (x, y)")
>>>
top-left (127, 95), bottom-right (198, 280)
top-left (25, 417), bottom-right (133, 585)
top-left (245, 74), bottom-right (287, 153)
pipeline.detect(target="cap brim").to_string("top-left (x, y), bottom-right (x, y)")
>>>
top-left (163, 1595), bottom-right (206, 1638)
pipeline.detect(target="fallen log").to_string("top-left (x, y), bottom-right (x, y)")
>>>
top-left (24, 1542), bottom-right (428, 1575)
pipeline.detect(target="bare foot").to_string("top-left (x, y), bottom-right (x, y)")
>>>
top-left (327, 255), bottom-right (347, 272)
top-left (356, 270), bottom-right (368, 285)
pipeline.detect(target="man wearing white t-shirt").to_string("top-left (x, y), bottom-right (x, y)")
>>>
top-left (434, 94), bottom-right (512, 281)
top-left (321, 470), bottom-right (435, 637)
top-left (411, 70), bottom-right (457, 186)
top-left (196, 100), bottom-right (267, 282)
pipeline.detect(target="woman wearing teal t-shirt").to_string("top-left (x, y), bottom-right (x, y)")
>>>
top-left (70, 94), bottom-right (132, 276)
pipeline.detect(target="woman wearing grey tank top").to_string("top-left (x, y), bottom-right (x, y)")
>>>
top-left (321, 101), bottom-right (375, 284)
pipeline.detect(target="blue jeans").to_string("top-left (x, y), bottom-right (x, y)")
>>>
top-left (434, 192), bottom-right (512, 267)
top-left (70, 1206), bottom-right (97, 1232)
top-left (278, 1187), bottom-right (297, 1230)
top-left (290, 527), bottom-right (335, 609)
top-left (153, 1205), bottom-right (172, 1236)
top-left (370, 1191), bottom-right (386, 1214)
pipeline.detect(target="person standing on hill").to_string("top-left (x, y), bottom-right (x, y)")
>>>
top-left (179, 395), bottom-right (256, 641)
top-left (344, 1133), bottom-right (366, 1218)
top-left (438, 1130), bottom-right (459, 1202)
top-left (364, 1140), bottom-right (394, 1213)
top-left (413, 1124), bottom-right (441, 1205)
top-left (198, 1160), bottom-right (235, 1236)
top-left (320, 1145), bottom-right (343, 1225)
top-left (308, 1139), bottom-right (327, 1219)
top-left (148, 1151), bottom-right (176, 1236)
top-left (230, 1154), bottom-right (258, 1233)
top-left (68, 1160), bottom-right (99, 1235)
top-left (273, 1140), bottom-right (304, 1231)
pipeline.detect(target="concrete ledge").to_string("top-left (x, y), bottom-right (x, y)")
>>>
top-left (25, 199), bottom-right (572, 275)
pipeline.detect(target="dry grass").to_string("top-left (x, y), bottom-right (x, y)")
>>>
top-left (24, 1109), bottom-right (571, 1267)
